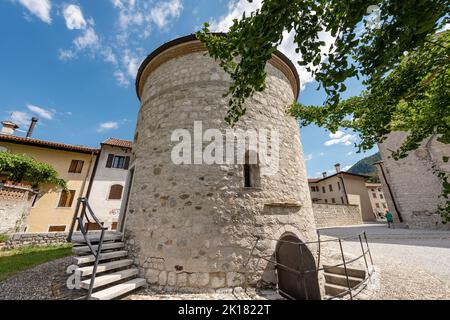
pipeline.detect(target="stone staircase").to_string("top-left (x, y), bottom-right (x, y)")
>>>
top-left (70, 232), bottom-right (146, 300)
top-left (323, 265), bottom-right (366, 298)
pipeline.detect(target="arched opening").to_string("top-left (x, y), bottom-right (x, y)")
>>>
top-left (244, 150), bottom-right (260, 188)
top-left (108, 184), bottom-right (123, 200)
top-left (276, 235), bottom-right (321, 300)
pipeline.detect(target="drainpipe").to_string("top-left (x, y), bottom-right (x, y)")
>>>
top-left (376, 162), bottom-right (403, 223)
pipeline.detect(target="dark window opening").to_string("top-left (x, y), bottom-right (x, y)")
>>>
top-left (331, 198), bottom-right (336, 204)
top-left (69, 160), bottom-right (84, 173)
top-left (322, 186), bottom-right (326, 193)
top-left (243, 151), bottom-right (260, 188)
top-left (329, 184), bottom-right (333, 192)
top-left (106, 154), bottom-right (130, 170)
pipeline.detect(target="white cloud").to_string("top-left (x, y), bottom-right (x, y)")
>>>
top-left (10, 111), bottom-right (31, 127)
top-left (347, 151), bottom-right (354, 156)
top-left (63, 4), bottom-right (86, 30)
top-left (74, 27), bottom-right (99, 50)
top-left (26, 104), bottom-right (54, 120)
top-left (149, 0), bottom-right (183, 29)
top-left (324, 131), bottom-right (357, 146)
top-left (305, 154), bottom-right (313, 161)
top-left (209, 0), bottom-right (334, 91)
top-left (114, 71), bottom-right (130, 87)
top-left (97, 121), bottom-right (119, 132)
top-left (122, 50), bottom-right (139, 77)
top-left (58, 48), bottom-right (77, 61)
top-left (16, 0), bottom-right (51, 24)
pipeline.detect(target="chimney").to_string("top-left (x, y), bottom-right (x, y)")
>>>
top-left (335, 163), bottom-right (341, 173)
top-left (1, 121), bottom-right (19, 135)
top-left (322, 171), bottom-right (327, 178)
top-left (26, 117), bottom-right (38, 138)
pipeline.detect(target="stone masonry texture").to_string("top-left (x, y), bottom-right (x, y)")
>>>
top-left (378, 132), bottom-right (450, 230)
top-left (312, 203), bottom-right (363, 228)
top-left (124, 45), bottom-right (319, 292)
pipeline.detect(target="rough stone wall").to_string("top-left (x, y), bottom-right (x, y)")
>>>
top-left (378, 132), bottom-right (450, 230)
top-left (1, 232), bottom-right (68, 250)
top-left (0, 185), bottom-right (35, 234)
top-left (312, 203), bottom-right (363, 228)
top-left (125, 50), bottom-right (318, 292)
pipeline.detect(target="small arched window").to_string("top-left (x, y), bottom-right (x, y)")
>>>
top-left (108, 184), bottom-right (123, 200)
top-left (244, 150), bottom-right (260, 188)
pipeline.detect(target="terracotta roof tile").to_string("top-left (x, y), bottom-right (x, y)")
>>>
top-left (102, 138), bottom-right (133, 149)
top-left (0, 134), bottom-right (99, 154)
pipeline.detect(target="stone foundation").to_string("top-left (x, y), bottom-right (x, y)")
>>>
top-left (313, 203), bottom-right (363, 228)
top-left (1, 232), bottom-right (68, 250)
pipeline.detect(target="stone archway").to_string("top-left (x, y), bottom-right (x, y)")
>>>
top-left (276, 234), bottom-right (321, 300)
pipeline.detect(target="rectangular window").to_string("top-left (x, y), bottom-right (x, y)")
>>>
top-left (376, 203), bottom-right (380, 208)
top-left (325, 199), bottom-right (328, 203)
top-left (322, 186), bottom-right (326, 193)
top-left (48, 225), bottom-right (66, 232)
top-left (329, 184), bottom-right (333, 192)
top-left (311, 186), bottom-right (315, 192)
top-left (106, 154), bottom-right (130, 170)
top-left (331, 198), bottom-right (336, 204)
top-left (111, 222), bottom-right (118, 230)
top-left (68, 160), bottom-right (84, 173)
top-left (380, 194), bottom-right (384, 199)
top-left (338, 182), bottom-right (341, 190)
top-left (58, 190), bottom-right (75, 208)
top-left (382, 203), bottom-right (387, 208)
top-left (372, 193), bottom-right (377, 198)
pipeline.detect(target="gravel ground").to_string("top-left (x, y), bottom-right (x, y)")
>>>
top-left (0, 256), bottom-right (73, 300)
top-left (319, 224), bottom-right (450, 300)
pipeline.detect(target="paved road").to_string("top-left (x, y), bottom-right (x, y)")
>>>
top-left (319, 223), bottom-right (450, 299)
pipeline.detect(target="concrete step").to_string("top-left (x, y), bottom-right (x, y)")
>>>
top-left (325, 283), bottom-right (348, 296)
top-left (81, 268), bottom-right (139, 289)
top-left (90, 278), bottom-right (146, 300)
top-left (73, 250), bottom-right (128, 265)
top-left (77, 259), bottom-right (133, 276)
top-left (323, 265), bottom-right (366, 279)
top-left (71, 232), bottom-right (122, 244)
top-left (324, 272), bottom-right (362, 288)
top-left (72, 242), bottom-right (124, 254)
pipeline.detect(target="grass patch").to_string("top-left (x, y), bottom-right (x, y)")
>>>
top-left (0, 234), bottom-right (9, 243)
top-left (0, 244), bottom-right (72, 282)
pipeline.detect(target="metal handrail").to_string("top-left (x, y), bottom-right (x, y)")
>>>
top-left (246, 231), bottom-right (374, 300)
top-left (66, 197), bottom-right (107, 299)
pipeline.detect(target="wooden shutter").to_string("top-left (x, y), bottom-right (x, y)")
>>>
top-left (48, 225), bottom-right (66, 232)
top-left (69, 160), bottom-right (77, 173)
top-left (109, 185), bottom-right (123, 200)
top-left (124, 156), bottom-right (130, 170)
top-left (111, 222), bottom-right (118, 230)
top-left (75, 160), bottom-right (84, 173)
top-left (58, 192), bottom-right (68, 207)
top-left (58, 190), bottom-right (75, 207)
top-left (106, 154), bottom-right (114, 168)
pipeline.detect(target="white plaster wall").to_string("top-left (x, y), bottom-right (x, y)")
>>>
top-left (88, 145), bottom-right (131, 229)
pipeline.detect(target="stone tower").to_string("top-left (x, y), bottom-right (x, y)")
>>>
top-left (124, 35), bottom-right (319, 294)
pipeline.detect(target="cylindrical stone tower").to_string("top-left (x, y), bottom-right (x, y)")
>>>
top-left (124, 34), bottom-right (319, 295)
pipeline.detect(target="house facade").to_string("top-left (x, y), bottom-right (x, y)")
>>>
top-left (0, 126), bottom-right (98, 233)
top-left (308, 164), bottom-right (376, 222)
top-left (86, 138), bottom-right (132, 230)
top-left (365, 182), bottom-right (389, 220)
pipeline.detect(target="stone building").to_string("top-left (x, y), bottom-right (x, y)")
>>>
top-left (376, 132), bottom-right (450, 229)
top-left (119, 35), bottom-right (320, 297)
top-left (308, 164), bottom-right (376, 222)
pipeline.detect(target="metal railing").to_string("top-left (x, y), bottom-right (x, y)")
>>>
top-left (245, 231), bottom-right (374, 300)
top-left (67, 197), bottom-right (108, 299)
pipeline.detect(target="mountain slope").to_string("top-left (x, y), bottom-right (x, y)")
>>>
top-left (348, 152), bottom-right (381, 182)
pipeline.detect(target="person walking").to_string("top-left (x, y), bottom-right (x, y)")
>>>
top-left (385, 210), bottom-right (394, 228)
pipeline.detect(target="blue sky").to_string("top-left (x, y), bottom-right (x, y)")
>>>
top-left (0, 0), bottom-right (377, 178)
